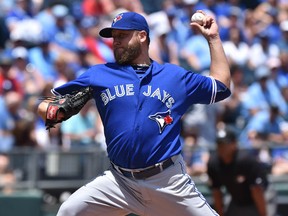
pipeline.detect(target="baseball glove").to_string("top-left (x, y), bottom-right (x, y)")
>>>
top-left (40, 87), bottom-right (93, 130)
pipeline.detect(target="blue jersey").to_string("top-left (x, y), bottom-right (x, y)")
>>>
top-left (53, 60), bottom-right (230, 168)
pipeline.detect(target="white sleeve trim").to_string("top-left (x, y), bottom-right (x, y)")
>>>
top-left (51, 88), bottom-right (61, 96)
top-left (208, 76), bottom-right (217, 104)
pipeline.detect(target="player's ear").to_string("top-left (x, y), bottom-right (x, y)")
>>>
top-left (138, 30), bottom-right (148, 43)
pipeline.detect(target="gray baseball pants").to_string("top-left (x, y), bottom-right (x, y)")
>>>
top-left (56, 155), bottom-right (219, 216)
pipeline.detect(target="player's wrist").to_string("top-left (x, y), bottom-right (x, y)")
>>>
top-left (207, 34), bottom-right (221, 44)
top-left (37, 101), bottom-right (49, 120)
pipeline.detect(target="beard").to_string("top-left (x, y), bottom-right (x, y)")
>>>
top-left (114, 40), bottom-right (141, 65)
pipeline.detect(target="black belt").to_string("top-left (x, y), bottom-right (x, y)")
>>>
top-left (112, 157), bottom-right (175, 180)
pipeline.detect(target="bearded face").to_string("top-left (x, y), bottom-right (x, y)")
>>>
top-left (113, 36), bottom-right (142, 65)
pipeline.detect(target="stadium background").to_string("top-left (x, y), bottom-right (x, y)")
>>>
top-left (0, 0), bottom-right (288, 215)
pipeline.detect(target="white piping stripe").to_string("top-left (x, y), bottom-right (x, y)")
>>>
top-left (212, 77), bottom-right (217, 103)
top-left (51, 89), bottom-right (60, 96)
top-left (209, 76), bottom-right (217, 104)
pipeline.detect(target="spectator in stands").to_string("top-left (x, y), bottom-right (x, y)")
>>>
top-left (110, 0), bottom-right (145, 15)
top-left (219, 6), bottom-right (245, 42)
top-left (181, 129), bottom-right (209, 177)
top-left (74, 47), bottom-right (95, 78)
top-left (253, 0), bottom-right (279, 30)
top-left (0, 153), bottom-right (10, 175)
top-left (52, 55), bottom-right (76, 89)
top-left (240, 65), bottom-right (287, 123)
top-left (5, 0), bottom-right (44, 48)
top-left (278, 20), bottom-right (288, 52)
top-left (0, 0), bottom-right (13, 15)
top-left (78, 16), bottom-right (114, 64)
top-left (277, 51), bottom-right (288, 87)
top-left (13, 118), bottom-right (38, 148)
top-left (82, 0), bottom-right (115, 17)
top-left (148, 11), bottom-right (179, 64)
top-left (222, 26), bottom-right (250, 69)
top-left (264, 8), bottom-right (282, 44)
top-left (161, 8), bottom-right (185, 66)
top-left (3, 48), bottom-right (41, 149)
top-left (11, 46), bottom-right (45, 99)
top-left (242, 9), bottom-right (260, 45)
top-left (193, 0), bottom-right (215, 13)
top-left (271, 146), bottom-right (288, 176)
top-left (4, 0), bottom-right (33, 31)
top-left (141, 0), bottom-right (166, 14)
top-left (0, 52), bottom-right (23, 96)
top-left (207, 127), bottom-right (269, 216)
top-left (248, 30), bottom-right (280, 71)
top-left (45, 4), bottom-right (85, 63)
top-left (213, 0), bottom-right (234, 18)
top-left (182, 103), bottom-right (221, 149)
top-left (0, 153), bottom-right (16, 194)
top-left (0, 91), bottom-right (22, 152)
top-left (219, 64), bottom-right (248, 132)
top-left (239, 105), bottom-right (288, 148)
top-left (0, 17), bottom-right (9, 49)
top-left (35, 2), bottom-right (62, 34)
top-left (28, 36), bottom-right (58, 82)
top-left (266, 57), bottom-right (283, 89)
top-left (252, 0), bottom-right (282, 44)
top-left (163, 1), bottom-right (196, 52)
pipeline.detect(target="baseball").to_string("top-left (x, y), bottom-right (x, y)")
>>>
top-left (191, 12), bottom-right (205, 25)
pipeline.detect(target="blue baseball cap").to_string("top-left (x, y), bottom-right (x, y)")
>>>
top-left (99, 12), bottom-right (149, 38)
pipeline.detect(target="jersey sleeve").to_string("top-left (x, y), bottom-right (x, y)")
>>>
top-left (52, 68), bottom-right (92, 96)
top-left (184, 72), bottom-right (231, 104)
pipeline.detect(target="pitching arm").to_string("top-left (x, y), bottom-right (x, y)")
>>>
top-left (190, 10), bottom-right (231, 89)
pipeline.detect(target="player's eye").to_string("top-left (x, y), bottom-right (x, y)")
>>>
top-left (112, 31), bottom-right (123, 37)
top-left (118, 34), bottom-right (125, 39)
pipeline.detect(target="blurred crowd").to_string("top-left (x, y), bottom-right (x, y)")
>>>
top-left (1, 0), bottom-right (288, 192)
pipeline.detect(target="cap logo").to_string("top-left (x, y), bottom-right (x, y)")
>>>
top-left (112, 14), bottom-right (123, 26)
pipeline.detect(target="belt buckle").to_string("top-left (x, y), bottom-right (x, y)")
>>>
top-left (155, 162), bottom-right (164, 172)
top-left (130, 170), bottom-right (141, 179)
top-left (112, 156), bottom-right (176, 180)
top-left (131, 171), bottom-right (136, 179)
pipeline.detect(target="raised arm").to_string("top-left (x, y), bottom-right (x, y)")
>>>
top-left (190, 10), bottom-right (231, 89)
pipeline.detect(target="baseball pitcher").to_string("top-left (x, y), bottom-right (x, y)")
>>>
top-left (38, 10), bottom-right (231, 216)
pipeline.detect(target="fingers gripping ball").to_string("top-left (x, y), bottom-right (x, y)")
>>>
top-left (191, 12), bottom-right (205, 25)
top-left (43, 87), bottom-right (93, 130)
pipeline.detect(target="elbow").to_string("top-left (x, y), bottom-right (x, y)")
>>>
top-left (214, 80), bottom-right (232, 102)
top-left (219, 77), bottom-right (231, 91)
top-left (216, 88), bottom-right (231, 102)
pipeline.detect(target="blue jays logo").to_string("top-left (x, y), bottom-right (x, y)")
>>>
top-left (112, 14), bottom-right (123, 25)
top-left (149, 110), bottom-right (173, 134)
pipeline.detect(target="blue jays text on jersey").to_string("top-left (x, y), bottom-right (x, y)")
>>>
top-left (52, 60), bottom-right (231, 169)
top-left (100, 84), bottom-right (175, 108)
